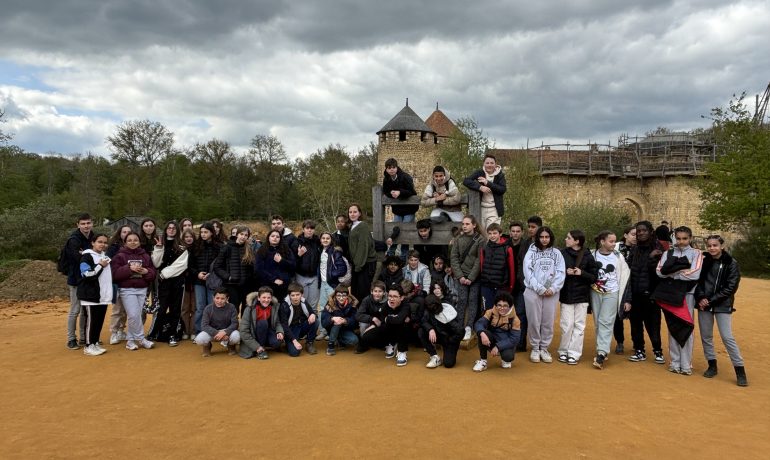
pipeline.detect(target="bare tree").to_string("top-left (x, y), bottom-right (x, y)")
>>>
top-left (107, 119), bottom-right (174, 167)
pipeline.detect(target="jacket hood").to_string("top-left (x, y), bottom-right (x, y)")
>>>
top-left (484, 165), bottom-right (502, 177)
top-left (431, 167), bottom-right (452, 184)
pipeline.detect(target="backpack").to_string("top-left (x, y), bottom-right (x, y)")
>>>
top-left (57, 247), bottom-right (70, 275)
top-left (339, 255), bottom-right (353, 286)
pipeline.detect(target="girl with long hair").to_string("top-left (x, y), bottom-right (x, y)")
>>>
top-left (139, 218), bottom-right (158, 254)
top-left (78, 233), bottom-right (113, 356)
top-left (180, 229), bottom-right (197, 340)
top-left (695, 235), bottom-right (748, 386)
top-left (612, 225), bottom-right (636, 354)
top-left (590, 230), bottom-right (630, 369)
top-left (255, 229), bottom-right (295, 302)
top-left (449, 215), bottom-right (485, 341)
top-left (190, 222), bottom-right (221, 336)
top-left (110, 232), bottom-right (156, 350)
top-left (557, 229), bottom-right (598, 365)
top-left (213, 225), bottom-right (254, 312)
top-left (106, 224), bottom-right (132, 345)
top-left (148, 220), bottom-right (189, 346)
top-left (523, 226), bottom-right (565, 364)
top-left (347, 203), bottom-right (377, 302)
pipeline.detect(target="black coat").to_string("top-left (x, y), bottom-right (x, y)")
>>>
top-left (214, 241), bottom-right (253, 286)
top-left (695, 251), bottom-right (741, 313)
top-left (623, 239), bottom-right (664, 302)
top-left (189, 240), bottom-right (221, 285)
top-left (382, 168), bottom-right (419, 216)
top-left (559, 247), bottom-right (598, 304)
top-left (462, 168), bottom-right (507, 217)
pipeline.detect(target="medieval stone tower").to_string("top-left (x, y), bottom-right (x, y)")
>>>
top-left (377, 100), bottom-right (457, 194)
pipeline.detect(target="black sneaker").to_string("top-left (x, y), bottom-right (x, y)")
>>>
top-left (592, 353), bottom-right (606, 369)
top-left (628, 350), bottom-right (646, 362)
top-left (67, 339), bottom-right (80, 350)
top-left (168, 336), bottom-right (179, 347)
top-left (326, 346), bottom-right (336, 356)
top-left (654, 351), bottom-right (665, 364)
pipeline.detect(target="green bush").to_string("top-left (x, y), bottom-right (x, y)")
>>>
top-left (0, 197), bottom-right (79, 260)
top-left (730, 227), bottom-right (770, 277)
top-left (547, 202), bottom-right (632, 248)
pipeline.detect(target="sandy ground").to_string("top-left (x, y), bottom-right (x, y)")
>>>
top-left (0, 280), bottom-right (768, 459)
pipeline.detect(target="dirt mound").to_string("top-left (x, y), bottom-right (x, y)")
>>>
top-left (0, 260), bottom-right (68, 301)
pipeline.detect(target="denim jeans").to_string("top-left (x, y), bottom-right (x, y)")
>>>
top-left (285, 321), bottom-right (320, 356)
top-left (194, 284), bottom-right (215, 334)
top-left (327, 324), bottom-right (359, 347)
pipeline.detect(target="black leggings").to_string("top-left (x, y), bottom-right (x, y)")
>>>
top-left (149, 278), bottom-right (185, 341)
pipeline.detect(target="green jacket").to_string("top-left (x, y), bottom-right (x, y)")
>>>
top-left (349, 221), bottom-right (376, 272)
top-left (450, 232), bottom-right (483, 282)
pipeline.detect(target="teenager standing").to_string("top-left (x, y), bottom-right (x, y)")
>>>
top-left (523, 226), bottom-right (565, 363)
top-left (695, 235), bottom-right (748, 386)
top-left (557, 230), bottom-right (597, 365)
top-left (348, 203), bottom-right (377, 302)
top-left (590, 231), bottom-right (629, 369)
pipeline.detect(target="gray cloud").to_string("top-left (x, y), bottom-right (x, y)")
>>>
top-left (0, 0), bottom-right (768, 158)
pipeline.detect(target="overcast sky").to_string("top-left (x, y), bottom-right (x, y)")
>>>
top-left (1, 0), bottom-right (768, 158)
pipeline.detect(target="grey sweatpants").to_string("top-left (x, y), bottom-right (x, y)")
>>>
top-left (67, 286), bottom-right (86, 342)
top-left (698, 310), bottom-right (744, 366)
top-left (120, 287), bottom-right (147, 341)
top-left (668, 294), bottom-right (695, 372)
top-left (295, 274), bottom-right (320, 311)
top-left (524, 288), bottom-right (559, 351)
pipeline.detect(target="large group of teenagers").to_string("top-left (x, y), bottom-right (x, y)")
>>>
top-left (61, 154), bottom-right (748, 386)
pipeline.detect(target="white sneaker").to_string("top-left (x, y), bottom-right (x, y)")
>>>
top-left (83, 344), bottom-right (102, 356)
top-left (426, 355), bottom-right (442, 368)
top-left (463, 327), bottom-right (472, 341)
top-left (94, 343), bottom-right (107, 354)
top-left (125, 340), bottom-right (139, 351)
top-left (501, 360), bottom-right (512, 369)
top-left (530, 350), bottom-right (541, 363)
top-left (140, 338), bottom-right (155, 349)
top-left (109, 332), bottom-right (120, 345)
top-left (540, 349), bottom-right (553, 363)
top-left (473, 359), bottom-right (488, 372)
top-left (396, 352), bottom-right (408, 366)
top-left (384, 344), bottom-right (395, 358)
top-left (117, 330), bottom-right (127, 341)
top-left (221, 340), bottom-right (229, 348)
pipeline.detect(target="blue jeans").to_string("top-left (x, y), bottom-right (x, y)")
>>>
top-left (194, 284), bottom-right (215, 334)
top-left (327, 324), bottom-right (359, 347)
top-left (285, 321), bottom-right (320, 356)
top-left (387, 214), bottom-right (415, 259)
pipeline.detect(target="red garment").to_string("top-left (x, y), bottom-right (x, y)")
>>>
top-left (256, 305), bottom-right (272, 322)
top-left (657, 299), bottom-right (693, 325)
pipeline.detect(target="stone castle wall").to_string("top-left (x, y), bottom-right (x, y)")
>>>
top-left (377, 130), bottom-right (439, 194)
top-left (539, 174), bottom-right (716, 239)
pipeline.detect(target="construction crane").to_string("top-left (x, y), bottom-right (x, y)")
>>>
top-left (754, 81), bottom-right (770, 126)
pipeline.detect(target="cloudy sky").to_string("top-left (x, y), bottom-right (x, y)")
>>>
top-left (1, 0), bottom-right (768, 158)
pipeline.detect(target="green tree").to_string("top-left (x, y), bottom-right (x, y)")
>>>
top-left (295, 144), bottom-right (356, 229)
top-left (698, 93), bottom-right (770, 231)
top-left (439, 116), bottom-right (494, 181)
top-left (502, 152), bottom-right (546, 223)
top-left (107, 119), bottom-right (175, 168)
top-left (547, 202), bottom-right (631, 246)
top-left (0, 196), bottom-right (78, 260)
top-left (188, 139), bottom-right (236, 219)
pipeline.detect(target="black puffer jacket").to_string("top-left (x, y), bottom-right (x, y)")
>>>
top-left (190, 240), bottom-right (221, 285)
top-left (695, 251), bottom-right (741, 313)
top-left (214, 241), bottom-right (253, 286)
top-left (559, 247), bottom-right (598, 304)
top-left (355, 294), bottom-right (388, 325)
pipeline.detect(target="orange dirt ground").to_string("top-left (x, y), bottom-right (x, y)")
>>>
top-left (0, 279), bottom-right (768, 459)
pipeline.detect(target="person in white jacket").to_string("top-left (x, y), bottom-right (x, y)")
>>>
top-left (590, 231), bottom-right (630, 369)
top-left (149, 220), bottom-right (189, 346)
top-left (77, 233), bottom-right (113, 356)
top-left (523, 226), bottom-right (565, 363)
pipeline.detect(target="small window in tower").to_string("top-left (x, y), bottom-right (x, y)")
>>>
top-left (420, 132), bottom-right (426, 142)
top-left (399, 130), bottom-right (406, 142)
top-left (434, 135), bottom-right (438, 144)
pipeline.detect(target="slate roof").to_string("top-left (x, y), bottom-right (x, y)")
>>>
top-left (377, 104), bottom-right (435, 134)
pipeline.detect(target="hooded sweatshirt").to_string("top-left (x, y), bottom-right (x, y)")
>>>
top-left (79, 250), bottom-right (113, 305)
top-left (421, 168), bottom-right (462, 212)
top-left (523, 245), bottom-right (566, 296)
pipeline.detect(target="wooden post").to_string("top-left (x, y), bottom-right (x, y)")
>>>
top-left (372, 185), bottom-right (384, 241)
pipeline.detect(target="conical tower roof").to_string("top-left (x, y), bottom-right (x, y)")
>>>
top-left (425, 105), bottom-right (457, 138)
top-left (377, 102), bottom-right (434, 135)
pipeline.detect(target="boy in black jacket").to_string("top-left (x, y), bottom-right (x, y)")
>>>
top-left (359, 284), bottom-right (411, 366)
top-left (419, 294), bottom-right (464, 369)
top-left (278, 283), bottom-right (319, 357)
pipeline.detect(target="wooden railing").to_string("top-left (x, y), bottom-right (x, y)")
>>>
top-left (372, 185), bottom-right (481, 245)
